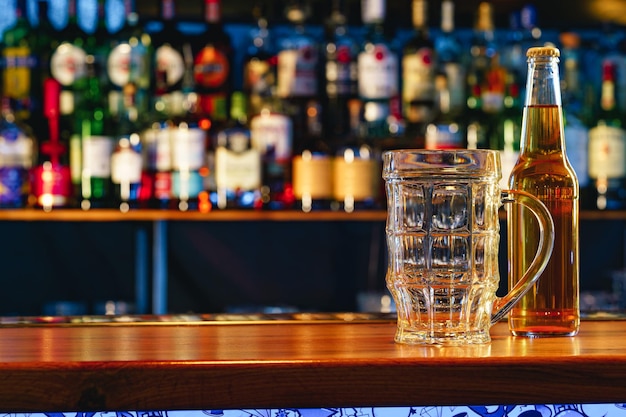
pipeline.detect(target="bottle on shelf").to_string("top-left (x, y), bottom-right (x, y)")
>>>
top-left (110, 82), bottom-right (146, 212)
top-left (0, 0), bottom-right (37, 126)
top-left (74, 56), bottom-right (115, 210)
top-left (243, 2), bottom-right (277, 119)
top-left (324, 0), bottom-right (359, 143)
top-left (250, 97), bottom-right (294, 210)
top-left (490, 74), bottom-right (521, 189)
top-left (49, 0), bottom-right (87, 140)
top-left (402, 0), bottom-right (436, 144)
top-left (190, 0), bottom-right (233, 128)
top-left (587, 60), bottom-right (626, 210)
top-left (276, 0), bottom-right (321, 153)
top-left (464, 79), bottom-right (490, 149)
top-left (0, 97), bottom-right (36, 208)
top-left (424, 73), bottom-right (464, 149)
top-left (106, 0), bottom-right (153, 125)
top-left (30, 78), bottom-right (72, 211)
top-left (508, 46), bottom-right (580, 337)
top-left (69, 0), bottom-right (113, 207)
top-left (435, 0), bottom-right (466, 116)
top-left (214, 91), bottom-right (262, 210)
top-left (151, 0), bottom-right (188, 120)
top-left (560, 32), bottom-right (591, 210)
top-left (292, 100), bottom-right (333, 212)
top-left (333, 98), bottom-right (380, 212)
top-left (357, 0), bottom-right (399, 142)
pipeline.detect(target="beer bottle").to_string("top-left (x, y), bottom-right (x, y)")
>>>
top-left (508, 46), bottom-right (580, 336)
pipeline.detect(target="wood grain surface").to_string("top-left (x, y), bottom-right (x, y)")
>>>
top-left (0, 319), bottom-right (625, 412)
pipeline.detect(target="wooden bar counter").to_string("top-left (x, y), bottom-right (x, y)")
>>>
top-left (0, 315), bottom-right (625, 412)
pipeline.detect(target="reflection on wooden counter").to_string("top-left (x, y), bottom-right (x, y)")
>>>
top-left (1, 317), bottom-right (626, 412)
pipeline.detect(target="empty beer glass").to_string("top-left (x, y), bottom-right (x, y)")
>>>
top-left (383, 149), bottom-right (554, 345)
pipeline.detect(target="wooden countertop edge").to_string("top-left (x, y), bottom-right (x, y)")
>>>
top-left (0, 353), bottom-right (625, 411)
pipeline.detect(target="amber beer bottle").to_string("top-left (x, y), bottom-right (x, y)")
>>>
top-left (508, 46), bottom-right (580, 336)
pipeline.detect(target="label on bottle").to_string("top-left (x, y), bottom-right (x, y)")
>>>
top-left (443, 62), bottom-right (465, 114)
top-left (2, 46), bottom-right (37, 112)
top-left (215, 145), bottom-right (261, 191)
top-left (107, 44), bottom-right (132, 87)
top-left (107, 42), bottom-right (151, 89)
top-left (361, 0), bottom-right (386, 24)
top-left (564, 122), bottom-right (589, 187)
top-left (111, 146), bottom-right (143, 184)
top-left (82, 135), bottom-right (114, 178)
top-left (0, 167), bottom-right (28, 206)
top-left (51, 43), bottom-right (87, 86)
top-left (171, 171), bottom-right (204, 198)
top-left (293, 152), bottom-right (333, 199)
top-left (326, 45), bottom-right (357, 97)
top-left (31, 162), bottom-right (72, 207)
top-left (155, 44), bottom-right (185, 86)
top-left (171, 127), bottom-right (206, 171)
top-left (333, 154), bottom-right (378, 201)
top-left (357, 44), bottom-right (398, 99)
top-left (194, 46), bottom-right (229, 88)
top-left (250, 112), bottom-right (293, 161)
top-left (425, 123), bottom-right (463, 149)
top-left (277, 46), bottom-right (319, 98)
top-left (402, 48), bottom-right (434, 103)
top-left (588, 124), bottom-right (626, 179)
top-left (244, 58), bottom-right (274, 96)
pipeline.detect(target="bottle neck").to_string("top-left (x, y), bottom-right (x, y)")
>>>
top-left (205, 0), bottom-right (221, 24)
top-left (520, 55), bottom-right (566, 154)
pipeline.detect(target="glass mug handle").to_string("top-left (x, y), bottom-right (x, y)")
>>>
top-left (491, 189), bottom-right (555, 324)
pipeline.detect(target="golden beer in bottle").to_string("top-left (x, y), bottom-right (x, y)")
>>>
top-left (508, 46), bottom-right (580, 336)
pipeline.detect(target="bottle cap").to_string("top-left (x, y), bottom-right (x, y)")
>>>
top-left (527, 46), bottom-right (560, 58)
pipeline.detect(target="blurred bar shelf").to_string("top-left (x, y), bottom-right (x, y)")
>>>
top-left (0, 318), bottom-right (626, 411)
top-left (0, 209), bottom-right (623, 316)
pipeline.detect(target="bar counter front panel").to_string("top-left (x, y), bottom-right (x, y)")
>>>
top-left (1, 316), bottom-right (626, 412)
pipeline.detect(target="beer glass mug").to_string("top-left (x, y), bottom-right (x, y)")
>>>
top-left (382, 149), bottom-right (554, 345)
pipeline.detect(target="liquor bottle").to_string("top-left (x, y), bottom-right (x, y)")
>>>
top-left (191, 0), bottom-right (233, 126)
top-left (560, 32), bottom-right (591, 210)
top-left (250, 99), bottom-right (294, 210)
top-left (151, 0), bottom-right (187, 119)
top-left (402, 0), bottom-right (435, 143)
top-left (110, 82), bottom-right (145, 212)
top-left (292, 100), bottom-right (333, 212)
top-left (508, 46), bottom-right (580, 337)
top-left (424, 73), bottom-right (464, 149)
top-left (465, 79), bottom-right (490, 149)
top-left (1, 0), bottom-right (36, 125)
top-left (170, 119), bottom-right (208, 212)
top-left (324, 0), bottom-right (359, 142)
top-left (468, 2), bottom-right (503, 118)
top-left (75, 56), bottom-right (115, 210)
top-left (49, 0), bottom-right (87, 132)
top-left (333, 98), bottom-right (380, 212)
top-left (0, 97), bottom-right (36, 208)
top-left (30, 78), bottom-right (72, 211)
top-left (70, 0), bottom-right (112, 207)
top-left (142, 121), bottom-right (173, 209)
top-left (214, 91), bottom-right (262, 210)
top-left (276, 0), bottom-right (321, 152)
top-left (106, 0), bottom-right (153, 124)
top-left (435, 0), bottom-right (465, 116)
top-left (490, 75), bottom-right (521, 189)
top-left (587, 60), bottom-right (626, 210)
top-left (357, 0), bottom-right (398, 141)
top-left (243, 2), bottom-right (277, 118)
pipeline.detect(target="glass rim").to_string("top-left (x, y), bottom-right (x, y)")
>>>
top-left (382, 149), bottom-right (502, 179)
